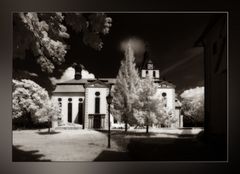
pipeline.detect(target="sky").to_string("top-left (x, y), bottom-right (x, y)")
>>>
top-left (64, 13), bottom-right (213, 93)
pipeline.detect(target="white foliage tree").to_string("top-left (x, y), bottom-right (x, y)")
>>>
top-left (134, 76), bottom-right (164, 133)
top-left (112, 43), bottom-right (140, 132)
top-left (12, 79), bottom-right (61, 129)
top-left (156, 107), bottom-right (178, 128)
top-left (180, 87), bottom-right (204, 126)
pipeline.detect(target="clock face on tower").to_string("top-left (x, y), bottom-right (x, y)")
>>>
top-left (147, 63), bottom-right (153, 69)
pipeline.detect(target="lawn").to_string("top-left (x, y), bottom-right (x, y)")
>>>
top-left (13, 129), bottom-right (121, 161)
top-left (13, 127), bottom-right (223, 161)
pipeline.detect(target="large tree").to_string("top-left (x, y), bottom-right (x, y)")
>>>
top-left (12, 79), bottom-right (61, 129)
top-left (133, 76), bottom-right (164, 133)
top-left (112, 43), bottom-right (140, 132)
top-left (13, 12), bottom-right (112, 92)
top-left (180, 87), bottom-right (204, 127)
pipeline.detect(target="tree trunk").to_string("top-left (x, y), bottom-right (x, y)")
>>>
top-left (48, 119), bottom-right (51, 133)
top-left (124, 113), bottom-right (128, 133)
top-left (26, 112), bottom-right (32, 128)
top-left (146, 117), bottom-right (149, 134)
top-left (125, 121), bottom-right (128, 133)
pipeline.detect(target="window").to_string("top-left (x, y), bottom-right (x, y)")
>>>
top-left (153, 71), bottom-right (156, 77)
top-left (94, 92), bottom-right (101, 113)
top-left (68, 98), bottom-right (72, 122)
top-left (78, 99), bottom-right (83, 124)
top-left (58, 98), bottom-right (62, 108)
top-left (146, 70), bottom-right (148, 75)
top-left (95, 97), bottom-right (100, 113)
top-left (162, 92), bottom-right (167, 97)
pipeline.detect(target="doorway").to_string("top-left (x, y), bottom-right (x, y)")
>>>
top-left (93, 115), bottom-right (101, 129)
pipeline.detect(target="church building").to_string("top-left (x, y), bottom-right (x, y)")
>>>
top-left (52, 59), bottom-right (182, 129)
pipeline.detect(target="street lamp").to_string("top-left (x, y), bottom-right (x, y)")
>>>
top-left (106, 89), bottom-right (113, 148)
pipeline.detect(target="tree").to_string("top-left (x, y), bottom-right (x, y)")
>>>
top-left (180, 87), bottom-right (204, 127)
top-left (13, 12), bottom-right (112, 92)
top-left (157, 108), bottom-right (178, 128)
top-left (134, 76), bottom-right (164, 133)
top-left (112, 43), bottom-right (140, 133)
top-left (13, 13), bottom-right (69, 74)
top-left (12, 79), bottom-right (61, 129)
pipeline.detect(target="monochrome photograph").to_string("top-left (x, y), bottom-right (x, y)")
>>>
top-left (12, 12), bottom-right (227, 161)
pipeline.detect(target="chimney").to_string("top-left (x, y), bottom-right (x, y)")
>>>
top-left (73, 63), bottom-right (82, 80)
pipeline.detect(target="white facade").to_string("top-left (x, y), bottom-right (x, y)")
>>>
top-left (141, 69), bottom-right (160, 79)
top-left (52, 80), bottom-right (114, 130)
top-left (52, 59), bottom-right (182, 129)
top-left (84, 84), bottom-right (110, 129)
top-left (52, 95), bottom-right (85, 124)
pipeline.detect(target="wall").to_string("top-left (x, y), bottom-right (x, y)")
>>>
top-left (156, 87), bottom-right (175, 110)
top-left (85, 87), bottom-right (109, 129)
top-left (141, 69), bottom-right (160, 78)
top-left (52, 95), bottom-right (84, 124)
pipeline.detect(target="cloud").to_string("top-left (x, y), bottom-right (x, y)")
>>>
top-left (81, 69), bottom-right (95, 79)
top-left (120, 37), bottom-right (146, 54)
top-left (180, 86), bottom-right (204, 100)
top-left (50, 67), bottom-right (95, 85)
top-left (120, 37), bottom-right (146, 65)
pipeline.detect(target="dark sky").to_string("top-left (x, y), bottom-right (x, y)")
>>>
top-left (66, 13), bottom-right (214, 93)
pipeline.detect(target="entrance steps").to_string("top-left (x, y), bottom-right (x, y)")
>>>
top-left (55, 122), bottom-right (83, 130)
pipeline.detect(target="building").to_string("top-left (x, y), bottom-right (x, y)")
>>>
top-left (52, 59), bottom-right (182, 129)
top-left (195, 14), bottom-right (227, 143)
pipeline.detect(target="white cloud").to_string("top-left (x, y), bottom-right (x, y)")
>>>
top-left (120, 37), bottom-right (146, 55)
top-left (81, 69), bottom-right (95, 79)
top-left (50, 67), bottom-right (95, 85)
top-left (180, 86), bottom-right (204, 100)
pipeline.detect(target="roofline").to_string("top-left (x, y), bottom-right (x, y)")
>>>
top-left (56, 78), bottom-right (116, 85)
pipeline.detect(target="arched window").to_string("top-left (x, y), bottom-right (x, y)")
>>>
top-left (78, 98), bottom-right (83, 124)
top-left (153, 71), bottom-right (156, 78)
top-left (95, 92), bottom-right (100, 113)
top-left (162, 93), bottom-right (167, 107)
top-left (68, 98), bottom-right (72, 122)
top-left (58, 98), bottom-right (62, 109)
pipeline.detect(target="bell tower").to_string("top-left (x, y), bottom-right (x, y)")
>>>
top-left (73, 63), bottom-right (84, 80)
top-left (141, 59), bottom-right (160, 79)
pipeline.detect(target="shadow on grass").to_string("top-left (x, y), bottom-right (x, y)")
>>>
top-left (97, 129), bottom-right (226, 161)
top-left (94, 150), bottom-right (131, 161)
top-left (12, 145), bottom-right (51, 161)
top-left (36, 131), bottom-right (61, 135)
top-left (98, 129), bottom-right (157, 136)
top-left (159, 132), bottom-right (196, 138)
top-left (127, 137), bottom-right (227, 161)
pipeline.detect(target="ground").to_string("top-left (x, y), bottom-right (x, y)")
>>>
top-left (12, 127), bottom-right (225, 161)
top-left (13, 129), bottom-right (121, 161)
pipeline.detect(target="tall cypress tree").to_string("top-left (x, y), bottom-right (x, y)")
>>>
top-left (112, 43), bottom-right (140, 133)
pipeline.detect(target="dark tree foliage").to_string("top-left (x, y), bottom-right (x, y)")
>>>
top-left (13, 12), bottom-right (112, 93)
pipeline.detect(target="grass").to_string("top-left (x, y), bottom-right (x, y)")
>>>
top-left (13, 128), bottom-right (120, 161)
top-left (13, 127), bottom-right (226, 161)
top-left (98, 128), bottom-right (226, 161)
